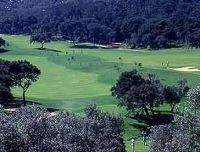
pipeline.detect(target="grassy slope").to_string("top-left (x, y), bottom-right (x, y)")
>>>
top-left (1, 35), bottom-right (200, 151)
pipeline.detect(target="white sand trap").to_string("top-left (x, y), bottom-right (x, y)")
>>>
top-left (0, 34), bottom-right (4, 37)
top-left (169, 66), bottom-right (200, 72)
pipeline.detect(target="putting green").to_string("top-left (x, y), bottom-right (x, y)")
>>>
top-left (1, 35), bottom-right (200, 152)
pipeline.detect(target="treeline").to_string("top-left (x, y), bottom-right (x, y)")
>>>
top-left (1, 0), bottom-right (200, 49)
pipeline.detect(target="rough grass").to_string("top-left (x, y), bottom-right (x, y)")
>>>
top-left (1, 35), bottom-right (200, 152)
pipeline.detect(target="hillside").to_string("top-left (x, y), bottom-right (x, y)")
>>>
top-left (1, 0), bottom-right (200, 49)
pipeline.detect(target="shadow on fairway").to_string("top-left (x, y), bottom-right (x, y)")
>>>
top-left (133, 113), bottom-right (173, 126)
top-left (0, 48), bottom-right (10, 53)
top-left (3, 97), bottom-right (42, 108)
top-left (3, 97), bottom-right (60, 112)
top-left (70, 44), bottom-right (98, 49)
top-left (35, 48), bottom-right (62, 53)
top-left (129, 113), bottom-right (174, 135)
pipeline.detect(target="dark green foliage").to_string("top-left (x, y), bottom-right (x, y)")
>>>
top-left (30, 33), bottom-right (51, 49)
top-left (112, 70), bottom-right (188, 116)
top-left (0, 85), bottom-right (13, 106)
top-left (1, 0), bottom-right (200, 48)
top-left (0, 105), bottom-right (125, 152)
top-left (150, 90), bottom-right (200, 152)
top-left (0, 37), bottom-right (6, 48)
top-left (163, 80), bottom-right (187, 112)
top-left (0, 59), bottom-right (13, 106)
top-left (9, 60), bottom-right (41, 105)
top-left (0, 59), bottom-right (41, 106)
top-left (111, 70), bottom-right (163, 116)
top-left (149, 113), bottom-right (200, 152)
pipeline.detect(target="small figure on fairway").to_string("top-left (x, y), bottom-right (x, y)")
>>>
top-left (167, 61), bottom-right (170, 68)
top-left (138, 63), bottom-right (142, 67)
top-left (114, 65), bottom-right (121, 72)
top-left (134, 62), bottom-right (138, 66)
top-left (142, 131), bottom-right (147, 146)
top-left (130, 138), bottom-right (135, 152)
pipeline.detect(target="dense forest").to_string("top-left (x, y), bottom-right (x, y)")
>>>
top-left (1, 0), bottom-right (200, 49)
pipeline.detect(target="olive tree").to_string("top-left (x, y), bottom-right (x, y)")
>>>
top-left (9, 60), bottom-right (41, 105)
top-left (187, 86), bottom-right (200, 114)
top-left (30, 33), bottom-right (51, 49)
top-left (111, 70), bottom-right (164, 116)
top-left (0, 59), bottom-right (13, 105)
top-left (163, 80), bottom-right (187, 112)
top-left (149, 112), bottom-right (200, 152)
top-left (0, 105), bottom-right (125, 152)
top-left (0, 37), bottom-right (6, 48)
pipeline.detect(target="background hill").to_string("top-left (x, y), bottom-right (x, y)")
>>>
top-left (1, 0), bottom-right (200, 49)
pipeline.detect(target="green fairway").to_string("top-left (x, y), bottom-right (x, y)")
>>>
top-left (1, 35), bottom-right (200, 152)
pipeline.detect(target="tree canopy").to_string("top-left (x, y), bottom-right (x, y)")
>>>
top-left (0, 37), bottom-right (6, 48)
top-left (30, 33), bottom-right (51, 49)
top-left (111, 70), bottom-right (164, 116)
top-left (112, 70), bottom-right (187, 116)
top-left (0, 59), bottom-right (41, 106)
top-left (0, 105), bottom-right (125, 152)
top-left (9, 60), bottom-right (41, 105)
top-left (149, 112), bottom-right (200, 152)
top-left (1, 0), bottom-right (200, 48)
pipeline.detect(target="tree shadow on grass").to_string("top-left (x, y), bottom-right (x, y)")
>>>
top-left (0, 48), bottom-right (10, 53)
top-left (4, 97), bottom-right (59, 112)
top-left (35, 48), bottom-right (62, 53)
top-left (3, 97), bottom-right (42, 109)
top-left (132, 113), bottom-right (174, 126)
top-left (129, 113), bottom-right (174, 135)
top-left (70, 44), bottom-right (98, 49)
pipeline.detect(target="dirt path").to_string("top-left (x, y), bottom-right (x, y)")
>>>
top-left (169, 66), bottom-right (200, 72)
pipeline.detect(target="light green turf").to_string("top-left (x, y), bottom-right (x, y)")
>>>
top-left (1, 35), bottom-right (200, 152)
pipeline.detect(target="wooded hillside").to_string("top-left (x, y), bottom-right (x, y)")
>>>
top-left (1, 0), bottom-right (200, 49)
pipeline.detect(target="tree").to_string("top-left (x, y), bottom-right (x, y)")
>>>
top-left (0, 59), bottom-right (13, 106)
top-left (111, 70), bottom-right (163, 116)
top-left (0, 105), bottom-right (125, 151)
top-left (149, 113), bottom-right (200, 152)
top-left (0, 85), bottom-right (13, 106)
top-left (0, 37), bottom-right (6, 48)
top-left (59, 20), bottom-right (84, 46)
top-left (0, 59), bottom-right (12, 87)
top-left (149, 88), bottom-right (200, 152)
top-left (163, 80), bottom-right (187, 112)
top-left (30, 33), bottom-right (51, 49)
top-left (87, 23), bottom-right (104, 44)
top-left (187, 86), bottom-right (200, 114)
top-left (9, 60), bottom-right (41, 105)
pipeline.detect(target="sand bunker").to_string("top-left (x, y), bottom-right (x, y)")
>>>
top-left (169, 66), bottom-right (200, 72)
top-left (0, 34), bottom-right (4, 37)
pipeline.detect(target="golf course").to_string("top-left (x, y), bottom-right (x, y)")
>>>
top-left (1, 35), bottom-right (200, 151)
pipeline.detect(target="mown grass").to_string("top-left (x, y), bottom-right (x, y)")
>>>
top-left (1, 35), bottom-right (200, 151)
